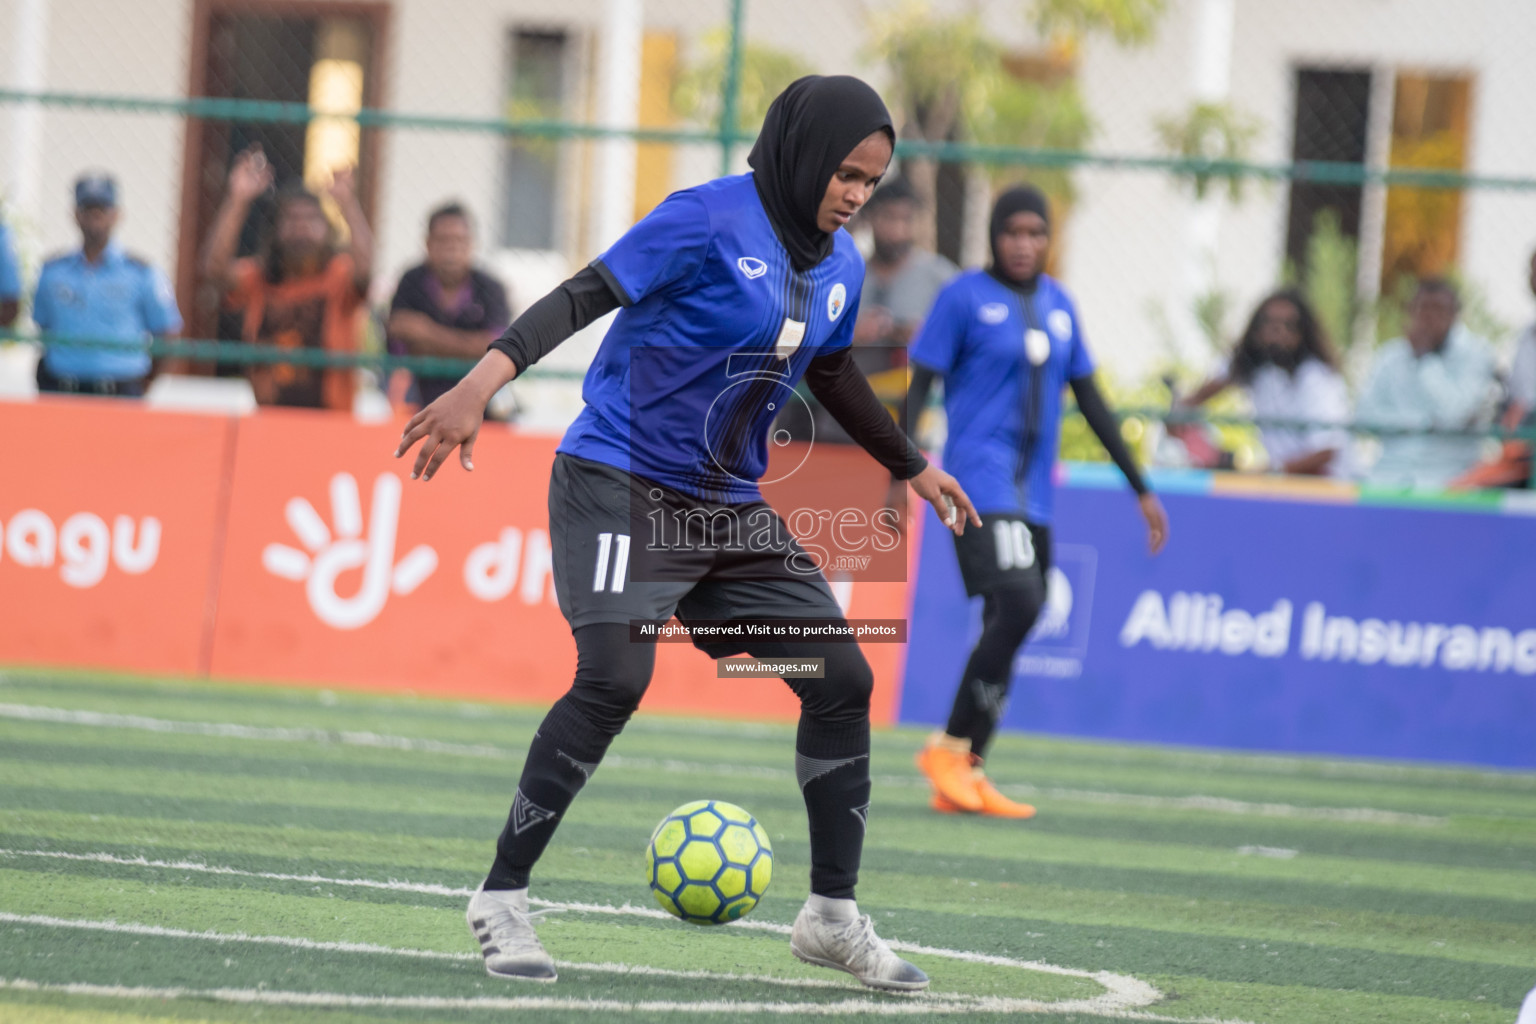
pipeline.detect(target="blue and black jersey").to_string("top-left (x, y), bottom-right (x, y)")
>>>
top-left (559, 174), bottom-right (864, 503)
top-left (909, 269), bottom-right (1093, 525)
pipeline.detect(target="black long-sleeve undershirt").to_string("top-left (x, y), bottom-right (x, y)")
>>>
top-left (900, 361), bottom-right (1148, 496)
top-left (1071, 374), bottom-right (1149, 495)
top-left (489, 264), bottom-right (620, 376)
top-left (804, 348), bottom-right (928, 480)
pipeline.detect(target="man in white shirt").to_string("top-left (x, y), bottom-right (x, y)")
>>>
top-left (1504, 249), bottom-right (1536, 432)
top-left (1357, 278), bottom-right (1497, 489)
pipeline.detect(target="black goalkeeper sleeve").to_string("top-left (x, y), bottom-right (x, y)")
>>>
top-left (803, 348), bottom-right (928, 480)
top-left (489, 264), bottom-right (621, 376)
top-left (1071, 373), bottom-right (1150, 496)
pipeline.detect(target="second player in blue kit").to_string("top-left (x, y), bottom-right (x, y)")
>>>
top-left (397, 76), bottom-right (979, 991)
top-left (907, 186), bottom-right (1169, 817)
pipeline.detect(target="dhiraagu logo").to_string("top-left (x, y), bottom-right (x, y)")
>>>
top-left (827, 283), bottom-right (847, 322)
top-left (262, 472), bottom-right (438, 630)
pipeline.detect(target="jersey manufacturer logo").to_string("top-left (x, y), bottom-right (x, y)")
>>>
top-left (978, 302), bottom-right (1009, 325)
top-left (737, 257), bottom-right (767, 280)
top-left (1048, 308), bottom-right (1073, 341)
top-left (827, 282), bottom-right (847, 322)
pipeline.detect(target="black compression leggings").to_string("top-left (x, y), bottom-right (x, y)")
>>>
top-left (487, 623), bottom-right (875, 898)
top-left (944, 578), bottom-right (1046, 758)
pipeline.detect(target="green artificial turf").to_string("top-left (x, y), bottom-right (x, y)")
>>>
top-left (1, 668), bottom-right (1532, 1023)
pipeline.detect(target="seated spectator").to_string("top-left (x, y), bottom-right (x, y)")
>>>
top-left (31, 173), bottom-right (183, 397)
top-left (1505, 248), bottom-right (1536, 434)
top-left (1357, 277), bottom-right (1497, 489)
top-left (1453, 248), bottom-right (1536, 489)
top-left (0, 217), bottom-right (20, 328)
top-left (853, 177), bottom-right (957, 371)
top-left (202, 145), bottom-right (373, 411)
top-left (1180, 288), bottom-right (1349, 475)
top-left (387, 203), bottom-right (510, 407)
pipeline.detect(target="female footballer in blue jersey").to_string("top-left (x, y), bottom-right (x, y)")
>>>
top-left (396, 76), bottom-right (978, 991)
top-left (906, 186), bottom-right (1168, 818)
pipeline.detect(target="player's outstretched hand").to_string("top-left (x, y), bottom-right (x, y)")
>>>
top-left (1139, 493), bottom-right (1169, 555)
top-left (395, 383), bottom-right (486, 481)
top-left (908, 464), bottom-right (982, 536)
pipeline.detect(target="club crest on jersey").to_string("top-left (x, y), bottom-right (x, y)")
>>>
top-left (827, 282), bottom-right (847, 322)
top-left (1048, 308), bottom-right (1073, 341)
top-left (978, 302), bottom-right (1009, 325)
top-left (737, 256), bottom-right (767, 280)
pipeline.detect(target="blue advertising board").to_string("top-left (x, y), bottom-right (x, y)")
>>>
top-left (901, 470), bottom-right (1536, 768)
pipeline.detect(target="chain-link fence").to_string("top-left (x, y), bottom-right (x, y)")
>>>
top-left (2, 0), bottom-right (1534, 484)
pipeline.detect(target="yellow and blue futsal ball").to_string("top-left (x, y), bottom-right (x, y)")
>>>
top-left (646, 799), bottom-right (772, 924)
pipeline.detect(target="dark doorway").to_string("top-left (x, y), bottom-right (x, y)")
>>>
top-left (1285, 68), bottom-right (1371, 277)
top-left (177, 1), bottom-right (389, 342)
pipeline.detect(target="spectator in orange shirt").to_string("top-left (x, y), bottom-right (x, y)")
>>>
top-left (202, 145), bottom-right (373, 411)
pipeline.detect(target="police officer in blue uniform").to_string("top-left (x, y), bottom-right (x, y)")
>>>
top-left (0, 218), bottom-right (21, 329)
top-left (31, 174), bottom-right (183, 397)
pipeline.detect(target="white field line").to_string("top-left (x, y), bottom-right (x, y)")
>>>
top-left (0, 911), bottom-right (1157, 1015)
top-left (0, 703), bottom-right (1446, 827)
top-left (0, 850), bottom-right (1148, 990)
top-left (0, 979), bottom-right (1261, 1022)
top-left (0, 912), bottom-right (842, 992)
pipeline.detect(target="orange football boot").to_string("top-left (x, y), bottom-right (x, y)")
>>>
top-left (970, 767), bottom-right (1037, 819)
top-left (915, 736), bottom-right (984, 812)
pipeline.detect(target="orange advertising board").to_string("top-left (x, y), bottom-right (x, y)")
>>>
top-left (0, 400), bottom-right (910, 724)
top-left (0, 397), bottom-right (230, 676)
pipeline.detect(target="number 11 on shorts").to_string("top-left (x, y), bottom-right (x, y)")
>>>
top-left (593, 532), bottom-right (631, 593)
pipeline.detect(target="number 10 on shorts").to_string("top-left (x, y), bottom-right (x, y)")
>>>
top-left (593, 532), bottom-right (631, 593)
top-left (994, 520), bottom-right (1035, 571)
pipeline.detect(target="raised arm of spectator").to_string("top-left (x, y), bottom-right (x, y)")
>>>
top-left (326, 166), bottom-right (373, 294)
top-left (202, 146), bottom-right (273, 292)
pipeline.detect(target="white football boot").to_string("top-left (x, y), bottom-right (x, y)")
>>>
top-left (790, 894), bottom-right (929, 991)
top-left (465, 884), bottom-right (557, 981)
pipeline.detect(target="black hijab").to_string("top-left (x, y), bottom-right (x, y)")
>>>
top-left (748, 75), bottom-right (894, 272)
top-left (988, 185), bottom-right (1052, 289)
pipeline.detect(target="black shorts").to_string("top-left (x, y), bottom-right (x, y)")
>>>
top-left (952, 515), bottom-right (1052, 598)
top-left (548, 454), bottom-right (846, 653)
